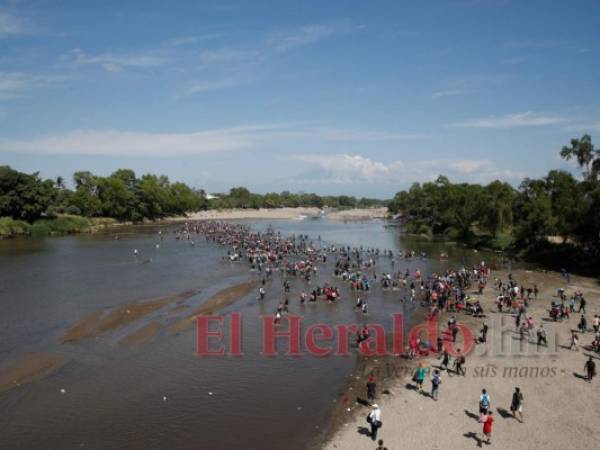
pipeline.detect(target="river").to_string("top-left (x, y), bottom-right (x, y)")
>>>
top-left (0, 218), bottom-right (503, 450)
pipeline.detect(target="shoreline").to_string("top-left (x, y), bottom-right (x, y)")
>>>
top-left (323, 268), bottom-right (600, 449)
top-left (167, 207), bottom-right (389, 222)
top-left (0, 208), bottom-right (390, 239)
top-left (320, 307), bottom-right (428, 449)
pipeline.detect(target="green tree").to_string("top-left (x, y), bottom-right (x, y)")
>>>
top-left (482, 180), bottom-right (515, 236)
top-left (97, 176), bottom-right (136, 220)
top-left (0, 166), bottom-right (56, 221)
top-left (513, 178), bottom-right (556, 244)
top-left (137, 174), bottom-right (170, 219)
top-left (560, 134), bottom-right (599, 180)
top-left (70, 171), bottom-right (101, 216)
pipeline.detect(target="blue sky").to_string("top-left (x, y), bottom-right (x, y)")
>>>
top-left (1, 0), bottom-right (599, 197)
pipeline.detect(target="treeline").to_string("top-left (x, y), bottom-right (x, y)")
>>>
top-left (388, 135), bottom-right (600, 266)
top-left (0, 168), bottom-right (206, 222)
top-left (0, 167), bottom-right (386, 225)
top-left (209, 187), bottom-right (384, 210)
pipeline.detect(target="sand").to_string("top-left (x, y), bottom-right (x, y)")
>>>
top-left (173, 207), bottom-right (322, 221)
top-left (62, 288), bottom-right (200, 343)
top-left (119, 321), bottom-right (161, 346)
top-left (171, 281), bottom-right (257, 333)
top-left (324, 269), bottom-right (600, 450)
top-left (0, 353), bottom-right (64, 392)
top-left (326, 208), bottom-right (388, 221)
top-left (165, 207), bottom-right (388, 222)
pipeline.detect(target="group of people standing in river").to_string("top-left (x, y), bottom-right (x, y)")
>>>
top-left (190, 220), bottom-right (597, 447)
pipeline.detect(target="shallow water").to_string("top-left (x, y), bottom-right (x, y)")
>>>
top-left (0, 219), bottom-right (505, 449)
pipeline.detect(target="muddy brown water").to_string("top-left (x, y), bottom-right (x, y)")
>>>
top-left (0, 219), bottom-right (505, 449)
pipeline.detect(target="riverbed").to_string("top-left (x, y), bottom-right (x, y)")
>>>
top-left (0, 218), bottom-right (503, 449)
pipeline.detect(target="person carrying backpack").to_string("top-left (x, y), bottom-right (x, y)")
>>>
top-left (367, 404), bottom-right (382, 441)
top-left (479, 389), bottom-right (491, 422)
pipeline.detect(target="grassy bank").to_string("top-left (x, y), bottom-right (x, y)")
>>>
top-left (401, 221), bottom-right (599, 276)
top-left (0, 215), bottom-right (119, 238)
top-left (402, 222), bottom-right (513, 251)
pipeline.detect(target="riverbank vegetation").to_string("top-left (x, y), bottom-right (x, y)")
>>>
top-left (0, 215), bottom-right (117, 238)
top-left (2, 135), bottom-right (598, 273)
top-left (0, 166), bottom-right (385, 237)
top-left (387, 135), bottom-right (600, 272)
top-left (208, 187), bottom-right (383, 210)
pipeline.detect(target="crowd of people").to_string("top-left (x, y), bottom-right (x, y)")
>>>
top-left (187, 221), bottom-right (597, 448)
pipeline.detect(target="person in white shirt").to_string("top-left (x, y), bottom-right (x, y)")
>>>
top-left (368, 404), bottom-right (382, 441)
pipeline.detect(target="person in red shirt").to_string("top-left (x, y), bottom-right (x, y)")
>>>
top-left (482, 411), bottom-right (494, 444)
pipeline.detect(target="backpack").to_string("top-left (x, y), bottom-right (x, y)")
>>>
top-left (480, 394), bottom-right (490, 407)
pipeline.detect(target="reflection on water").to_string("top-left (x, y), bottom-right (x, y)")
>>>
top-left (0, 219), bottom-right (505, 450)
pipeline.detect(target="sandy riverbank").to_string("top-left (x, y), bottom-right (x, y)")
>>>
top-left (168, 207), bottom-right (388, 222)
top-left (324, 269), bottom-right (600, 449)
top-left (326, 208), bottom-right (388, 221)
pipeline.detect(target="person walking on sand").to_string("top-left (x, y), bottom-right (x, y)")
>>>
top-left (441, 349), bottom-right (451, 372)
top-left (537, 325), bottom-right (547, 347)
top-left (510, 387), bottom-right (524, 422)
top-left (479, 389), bottom-right (491, 422)
top-left (584, 357), bottom-right (596, 382)
top-left (366, 376), bottom-right (377, 402)
top-left (480, 322), bottom-right (489, 343)
top-left (455, 349), bottom-right (466, 376)
top-left (482, 411), bottom-right (494, 444)
top-left (578, 315), bottom-right (587, 333)
top-left (414, 362), bottom-right (428, 392)
top-left (375, 439), bottom-right (387, 450)
top-left (431, 369), bottom-right (442, 401)
top-left (570, 331), bottom-right (579, 351)
top-left (367, 404), bottom-right (382, 441)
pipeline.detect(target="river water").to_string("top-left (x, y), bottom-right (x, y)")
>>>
top-left (0, 218), bottom-right (503, 450)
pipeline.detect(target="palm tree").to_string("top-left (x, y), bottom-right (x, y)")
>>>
top-left (55, 176), bottom-right (65, 190)
top-left (560, 134), bottom-right (597, 180)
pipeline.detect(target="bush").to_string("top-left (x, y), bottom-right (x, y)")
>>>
top-left (30, 215), bottom-right (90, 236)
top-left (0, 217), bottom-right (32, 237)
top-left (65, 205), bottom-right (81, 215)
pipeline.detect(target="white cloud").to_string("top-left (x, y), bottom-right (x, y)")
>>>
top-left (0, 125), bottom-right (288, 157)
top-left (66, 48), bottom-right (169, 72)
top-left (185, 78), bottom-right (247, 94)
top-left (500, 56), bottom-right (528, 65)
top-left (450, 111), bottom-right (571, 129)
top-left (562, 121), bottom-right (600, 133)
top-left (167, 34), bottom-right (222, 47)
top-left (502, 39), bottom-right (564, 49)
top-left (269, 25), bottom-right (336, 52)
top-left (0, 72), bottom-right (31, 98)
top-left (0, 124), bottom-right (429, 158)
top-left (292, 154), bottom-right (524, 185)
top-left (199, 48), bottom-right (260, 65)
top-left (0, 72), bottom-right (63, 99)
top-left (0, 11), bottom-right (25, 35)
top-left (315, 128), bottom-right (427, 141)
top-left (294, 154), bottom-right (390, 183)
top-left (431, 89), bottom-right (467, 98)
